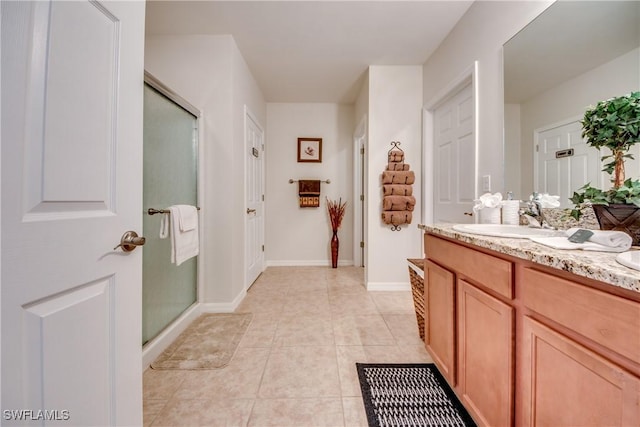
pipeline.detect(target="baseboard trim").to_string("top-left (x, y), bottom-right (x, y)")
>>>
top-left (366, 282), bottom-right (411, 291)
top-left (142, 303), bottom-right (202, 369)
top-left (199, 290), bottom-right (246, 313)
top-left (266, 260), bottom-right (354, 267)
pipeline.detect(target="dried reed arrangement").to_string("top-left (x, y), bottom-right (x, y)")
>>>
top-left (326, 197), bottom-right (347, 232)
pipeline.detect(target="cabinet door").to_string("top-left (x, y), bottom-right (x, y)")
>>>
top-left (458, 280), bottom-right (514, 427)
top-left (520, 316), bottom-right (640, 427)
top-left (424, 260), bottom-right (456, 384)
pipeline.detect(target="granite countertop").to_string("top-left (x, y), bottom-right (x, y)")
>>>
top-left (422, 223), bottom-right (640, 294)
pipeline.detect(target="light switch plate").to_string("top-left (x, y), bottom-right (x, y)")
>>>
top-left (482, 175), bottom-right (491, 192)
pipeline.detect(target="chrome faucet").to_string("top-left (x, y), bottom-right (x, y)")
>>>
top-left (519, 192), bottom-right (554, 229)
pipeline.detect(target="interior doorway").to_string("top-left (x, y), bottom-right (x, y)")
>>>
top-left (353, 116), bottom-right (367, 267)
top-left (423, 62), bottom-right (478, 225)
top-left (245, 107), bottom-right (265, 289)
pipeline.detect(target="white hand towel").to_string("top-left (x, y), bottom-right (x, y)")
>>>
top-left (159, 213), bottom-right (170, 239)
top-left (530, 228), bottom-right (632, 253)
top-left (168, 205), bottom-right (199, 266)
top-left (176, 204), bottom-right (198, 231)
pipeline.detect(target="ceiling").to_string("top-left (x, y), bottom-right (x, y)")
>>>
top-left (145, 1), bottom-right (474, 103)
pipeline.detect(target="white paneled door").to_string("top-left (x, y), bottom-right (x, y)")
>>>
top-left (2, 1), bottom-right (145, 425)
top-left (535, 120), bottom-right (603, 209)
top-left (433, 83), bottom-right (476, 223)
top-left (245, 108), bottom-right (264, 289)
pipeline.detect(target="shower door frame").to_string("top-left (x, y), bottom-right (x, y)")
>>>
top-left (141, 71), bottom-right (205, 367)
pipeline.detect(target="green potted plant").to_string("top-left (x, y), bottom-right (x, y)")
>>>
top-left (570, 91), bottom-right (640, 243)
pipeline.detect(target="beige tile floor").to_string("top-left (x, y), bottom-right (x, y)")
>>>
top-left (143, 266), bottom-right (433, 427)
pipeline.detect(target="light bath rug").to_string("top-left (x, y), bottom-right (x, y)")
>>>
top-left (151, 313), bottom-right (252, 370)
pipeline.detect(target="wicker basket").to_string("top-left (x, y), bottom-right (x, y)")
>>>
top-left (407, 258), bottom-right (425, 342)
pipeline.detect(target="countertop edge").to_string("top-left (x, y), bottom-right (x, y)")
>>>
top-left (423, 224), bottom-right (640, 294)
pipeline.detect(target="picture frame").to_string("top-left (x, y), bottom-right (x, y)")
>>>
top-left (297, 137), bottom-right (322, 163)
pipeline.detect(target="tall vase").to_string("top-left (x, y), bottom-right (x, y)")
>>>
top-left (331, 230), bottom-right (339, 268)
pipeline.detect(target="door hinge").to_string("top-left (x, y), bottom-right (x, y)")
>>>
top-left (360, 195), bottom-right (364, 201)
top-left (360, 147), bottom-right (365, 155)
top-left (536, 144), bottom-right (539, 152)
top-left (360, 241), bottom-right (365, 248)
top-left (262, 245), bottom-right (264, 252)
top-left (262, 194), bottom-right (264, 201)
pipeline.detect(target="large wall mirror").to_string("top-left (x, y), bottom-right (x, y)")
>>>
top-left (504, 0), bottom-right (640, 208)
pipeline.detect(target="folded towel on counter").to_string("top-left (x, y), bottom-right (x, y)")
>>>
top-left (382, 195), bottom-right (416, 211)
top-left (388, 150), bottom-right (404, 163)
top-left (386, 163), bottom-right (410, 171)
top-left (383, 185), bottom-right (413, 196)
top-left (381, 170), bottom-right (415, 185)
top-left (167, 205), bottom-right (200, 265)
top-left (381, 210), bottom-right (412, 226)
top-left (529, 228), bottom-right (632, 253)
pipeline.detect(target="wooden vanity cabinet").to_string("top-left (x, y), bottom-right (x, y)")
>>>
top-left (424, 260), bottom-right (456, 384)
top-left (458, 280), bottom-right (514, 427)
top-left (519, 266), bottom-right (640, 426)
top-left (424, 232), bottom-right (640, 427)
top-left (425, 234), bottom-right (514, 427)
top-left (520, 316), bottom-right (640, 427)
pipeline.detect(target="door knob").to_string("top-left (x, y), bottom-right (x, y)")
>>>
top-left (114, 231), bottom-right (146, 252)
top-left (246, 208), bottom-right (256, 214)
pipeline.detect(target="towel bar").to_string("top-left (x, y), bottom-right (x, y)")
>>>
top-left (147, 207), bottom-right (201, 215)
top-left (288, 179), bottom-right (331, 184)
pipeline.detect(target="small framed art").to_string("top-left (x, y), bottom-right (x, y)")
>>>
top-left (297, 137), bottom-right (322, 163)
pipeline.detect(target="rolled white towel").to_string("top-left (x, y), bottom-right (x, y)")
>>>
top-left (566, 228), bottom-right (632, 251)
top-left (473, 192), bottom-right (503, 212)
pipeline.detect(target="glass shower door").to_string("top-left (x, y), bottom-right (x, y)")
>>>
top-left (142, 83), bottom-right (198, 345)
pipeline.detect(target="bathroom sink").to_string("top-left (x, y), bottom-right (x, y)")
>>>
top-left (615, 251), bottom-right (640, 272)
top-left (452, 223), bottom-right (558, 238)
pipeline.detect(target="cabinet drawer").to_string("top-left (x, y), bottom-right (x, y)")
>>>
top-left (425, 234), bottom-right (513, 299)
top-left (521, 267), bottom-right (640, 365)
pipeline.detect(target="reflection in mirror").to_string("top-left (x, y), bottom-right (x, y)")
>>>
top-left (503, 1), bottom-right (640, 207)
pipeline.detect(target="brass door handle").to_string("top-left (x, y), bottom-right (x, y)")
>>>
top-left (246, 208), bottom-right (256, 214)
top-left (464, 212), bottom-right (473, 216)
top-left (114, 231), bottom-right (146, 252)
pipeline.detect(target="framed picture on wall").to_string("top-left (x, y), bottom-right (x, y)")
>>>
top-left (297, 137), bottom-right (322, 163)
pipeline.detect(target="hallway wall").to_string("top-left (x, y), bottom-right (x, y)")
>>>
top-left (265, 103), bottom-right (355, 266)
top-left (422, 1), bottom-right (553, 199)
top-left (365, 66), bottom-right (423, 289)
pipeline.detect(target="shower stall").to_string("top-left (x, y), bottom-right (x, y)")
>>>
top-left (142, 73), bottom-right (200, 346)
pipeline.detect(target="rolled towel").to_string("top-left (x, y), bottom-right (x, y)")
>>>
top-left (381, 170), bottom-right (415, 185)
top-left (383, 185), bottom-right (413, 196)
top-left (388, 150), bottom-right (404, 163)
top-left (381, 210), bottom-right (412, 225)
top-left (386, 163), bottom-right (410, 171)
top-left (567, 227), bottom-right (632, 251)
top-left (530, 228), bottom-right (632, 253)
top-left (383, 195), bottom-right (416, 211)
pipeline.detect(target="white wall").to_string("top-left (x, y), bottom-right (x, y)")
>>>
top-left (265, 103), bottom-right (355, 265)
top-left (517, 48), bottom-right (640, 196)
top-left (144, 35), bottom-right (266, 306)
top-left (366, 66), bottom-right (423, 290)
top-left (422, 1), bottom-right (553, 199)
